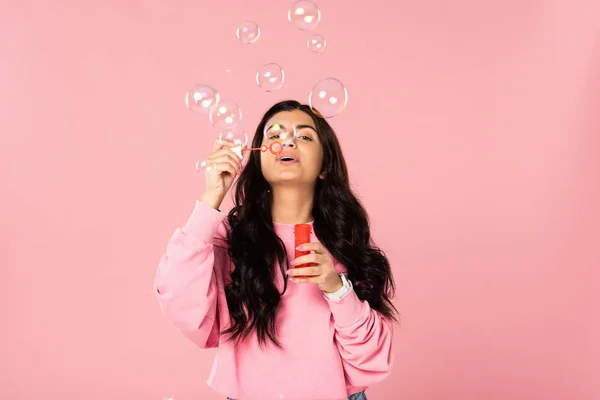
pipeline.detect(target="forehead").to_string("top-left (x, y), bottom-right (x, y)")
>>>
top-left (266, 110), bottom-right (315, 128)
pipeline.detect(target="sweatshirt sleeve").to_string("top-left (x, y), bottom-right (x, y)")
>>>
top-left (154, 200), bottom-right (229, 349)
top-left (325, 283), bottom-right (395, 388)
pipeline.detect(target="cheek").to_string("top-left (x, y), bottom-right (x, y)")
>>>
top-left (304, 156), bottom-right (323, 177)
top-left (313, 152), bottom-right (324, 172)
top-left (259, 155), bottom-right (267, 170)
top-left (259, 154), bottom-right (272, 175)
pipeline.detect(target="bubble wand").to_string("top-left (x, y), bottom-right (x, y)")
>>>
top-left (241, 141), bottom-right (284, 155)
top-left (196, 139), bottom-right (288, 171)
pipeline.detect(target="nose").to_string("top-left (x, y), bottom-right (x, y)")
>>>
top-left (283, 141), bottom-right (296, 148)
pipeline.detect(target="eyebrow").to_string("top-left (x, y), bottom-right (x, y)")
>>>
top-left (266, 123), bottom-right (317, 132)
top-left (296, 124), bottom-right (317, 132)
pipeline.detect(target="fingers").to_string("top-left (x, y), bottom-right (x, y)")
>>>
top-left (205, 161), bottom-right (237, 176)
top-left (296, 242), bottom-right (326, 254)
top-left (291, 253), bottom-right (321, 267)
top-left (206, 152), bottom-right (241, 171)
top-left (204, 159), bottom-right (239, 176)
top-left (286, 266), bottom-right (322, 284)
top-left (203, 147), bottom-right (242, 174)
top-left (212, 138), bottom-right (239, 151)
top-left (208, 146), bottom-right (242, 163)
top-left (206, 139), bottom-right (243, 173)
top-left (286, 266), bottom-right (321, 277)
top-left (288, 276), bottom-right (320, 284)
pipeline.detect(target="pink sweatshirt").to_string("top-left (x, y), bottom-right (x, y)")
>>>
top-left (154, 201), bottom-right (394, 400)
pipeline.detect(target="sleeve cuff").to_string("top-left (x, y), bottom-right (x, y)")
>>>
top-left (325, 286), bottom-right (366, 328)
top-left (181, 200), bottom-right (225, 245)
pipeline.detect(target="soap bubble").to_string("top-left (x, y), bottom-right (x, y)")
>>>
top-left (209, 99), bottom-right (242, 129)
top-left (185, 84), bottom-right (219, 114)
top-left (196, 127), bottom-right (246, 170)
top-left (237, 21), bottom-right (261, 44)
top-left (308, 78), bottom-right (348, 118)
top-left (307, 34), bottom-right (326, 53)
top-left (263, 121), bottom-right (297, 147)
top-left (288, 0), bottom-right (321, 31)
top-left (219, 126), bottom-right (248, 148)
top-left (219, 126), bottom-right (248, 158)
top-left (256, 63), bottom-right (285, 92)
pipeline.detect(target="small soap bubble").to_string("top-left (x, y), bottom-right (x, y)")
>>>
top-left (237, 21), bottom-right (261, 44)
top-left (219, 126), bottom-right (248, 158)
top-left (256, 63), bottom-right (285, 92)
top-left (185, 84), bottom-right (219, 114)
top-left (195, 159), bottom-right (207, 172)
top-left (219, 127), bottom-right (248, 148)
top-left (263, 121), bottom-right (297, 147)
top-left (209, 99), bottom-right (242, 130)
top-left (307, 34), bottom-right (326, 53)
top-left (288, 0), bottom-right (321, 31)
top-left (308, 78), bottom-right (348, 118)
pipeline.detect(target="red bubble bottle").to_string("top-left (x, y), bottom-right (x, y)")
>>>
top-left (294, 223), bottom-right (316, 279)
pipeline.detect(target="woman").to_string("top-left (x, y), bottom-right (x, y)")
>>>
top-left (154, 100), bottom-right (398, 400)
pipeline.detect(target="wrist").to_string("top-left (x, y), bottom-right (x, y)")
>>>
top-left (323, 274), bottom-right (352, 302)
top-left (323, 275), bottom-right (344, 293)
top-left (200, 193), bottom-right (223, 210)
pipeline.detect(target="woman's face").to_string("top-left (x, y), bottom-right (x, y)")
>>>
top-left (260, 110), bottom-right (324, 186)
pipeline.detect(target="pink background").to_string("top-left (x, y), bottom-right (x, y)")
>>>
top-left (1, 0), bottom-right (598, 399)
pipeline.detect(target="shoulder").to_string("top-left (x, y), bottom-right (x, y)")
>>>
top-left (213, 219), bottom-right (230, 250)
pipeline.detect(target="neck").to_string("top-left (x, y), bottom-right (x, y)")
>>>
top-left (270, 185), bottom-right (315, 224)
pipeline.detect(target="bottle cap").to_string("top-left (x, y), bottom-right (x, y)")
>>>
top-left (294, 223), bottom-right (312, 235)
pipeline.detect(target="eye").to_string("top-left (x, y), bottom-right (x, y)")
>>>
top-left (298, 135), bottom-right (312, 141)
top-left (268, 134), bottom-right (280, 140)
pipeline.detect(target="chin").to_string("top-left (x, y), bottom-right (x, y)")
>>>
top-left (270, 170), bottom-right (302, 180)
top-left (268, 174), bottom-right (310, 184)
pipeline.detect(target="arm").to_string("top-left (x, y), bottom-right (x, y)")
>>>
top-left (154, 200), bottom-right (228, 349)
top-left (325, 284), bottom-right (395, 387)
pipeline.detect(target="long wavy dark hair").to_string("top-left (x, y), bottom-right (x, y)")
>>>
top-left (221, 100), bottom-right (397, 348)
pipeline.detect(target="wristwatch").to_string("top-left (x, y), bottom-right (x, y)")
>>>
top-left (323, 273), bottom-right (352, 302)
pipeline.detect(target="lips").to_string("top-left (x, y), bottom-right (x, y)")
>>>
top-left (277, 152), bottom-right (298, 162)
